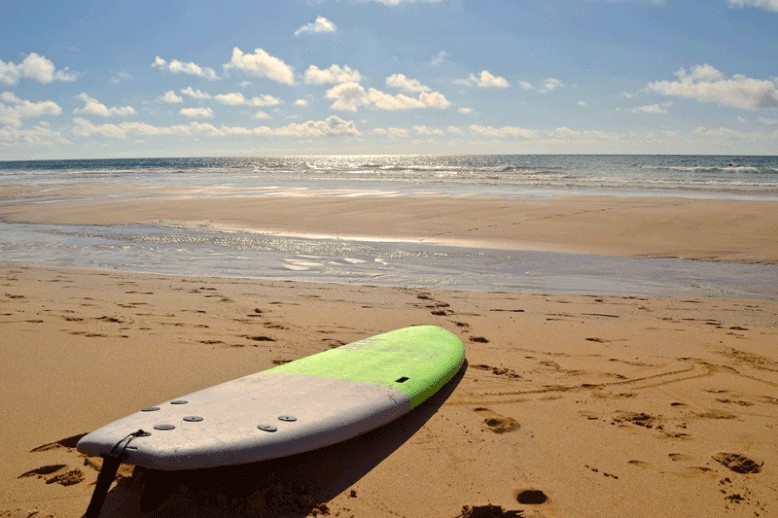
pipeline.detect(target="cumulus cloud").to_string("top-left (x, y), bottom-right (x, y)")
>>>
top-left (152, 56), bottom-right (218, 80)
top-left (647, 64), bottom-right (778, 109)
top-left (758, 117), bottom-right (778, 125)
top-left (180, 107), bottom-right (214, 118)
top-left (518, 77), bottom-right (565, 93)
top-left (325, 82), bottom-right (370, 111)
top-left (161, 90), bottom-right (183, 104)
top-left (469, 124), bottom-right (537, 138)
top-left (304, 64), bottom-right (362, 85)
top-left (223, 47), bottom-right (295, 85)
top-left (630, 102), bottom-right (673, 114)
top-left (458, 107), bottom-right (473, 114)
top-left (214, 92), bottom-right (282, 107)
top-left (455, 70), bottom-right (510, 88)
top-left (294, 16), bottom-right (337, 36)
top-left (74, 93), bottom-right (136, 117)
top-left (727, 0), bottom-right (778, 11)
top-left (73, 116), bottom-right (359, 140)
top-left (294, 99), bottom-right (309, 107)
top-left (0, 52), bottom-right (77, 85)
top-left (325, 78), bottom-right (449, 111)
top-left (385, 73), bottom-right (431, 93)
top-left (0, 91), bottom-right (62, 127)
top-left (181, 87), bottom-right (211, 100)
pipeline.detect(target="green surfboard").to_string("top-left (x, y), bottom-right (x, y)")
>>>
top-left (77, 325), bottom-right (465, 471)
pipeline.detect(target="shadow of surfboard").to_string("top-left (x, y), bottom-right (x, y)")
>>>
top-left (98, 361), bottom-right (468, 517)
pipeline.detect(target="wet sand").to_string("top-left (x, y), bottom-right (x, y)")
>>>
top-left (1, 189), bottom-right (777, 264)
top-left (1, 266), bottom-right (777, 517)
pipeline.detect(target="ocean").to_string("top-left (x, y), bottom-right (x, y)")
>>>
top-left (1, 155), bottom-right (777, 299)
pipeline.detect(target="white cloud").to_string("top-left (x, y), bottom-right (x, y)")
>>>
top-left (254, 110), bottom-right (272, 119)
top-left (577, 100), bottom-right (589, 107)
top-left (413, 125), bottom-right (445, 136)
top-left (0, 91), bottom-right (62, 127)
top-left (385, 73), bottom-right (431, 93)
top-left (469, 124), bottom-right (537, 138)
top-left (372, 127), bottom-right (410, 138)
top-left (458, 107), bottom-right (473, 114)
top-left (758, 117), bottom-right (778, 125)
top-left (294, 99), bottom-right (309, 107)
top-left (294, 16), bottom-right (337, 36)
top-left (304, 64), bottom-right (362, 85)
top-left (0, 124), bottom-right (67, 146)
top-left (110, 72), bottom-right (132, 84)
top-left (181, 87), bottom-right (211, 100)
top-left (180, 107), bottom-right (214, 118)
top-left (519, 77), bottom-right (565, 93)
top-left (727, 0), bottom-right (778, 12)
top-left (325, 79), bottom-right (449, 111)
top-left (430, 50), bottom-right (448, 66)
top-left (0, 52), bottom-right (77, 85)
top-left (73, 115), bottom-right (359, 140)
top-left (630, 102), bottom-right (673, 114)
top-left (223, 47), bottom-right (295, 85)
top-left (151, 56), bottom-right (218, 80)
top-left (647, 64), bottom-right (778, 109)
top-left (326, 82), bottom-right (370, 111)
top-left (214, 92), bottom-right (282, 107)
top-left (161, 90), bottom-right (183, 104)
top-left (455, 70), bottom-right (510, 88)
top-left (74, 93), bottom-right (136, 117)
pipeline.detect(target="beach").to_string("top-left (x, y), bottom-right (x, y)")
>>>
top-left (1, 176), bottom-right (778, 517)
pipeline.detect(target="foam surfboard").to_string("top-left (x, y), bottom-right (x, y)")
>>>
top-left (77, 325), bottom-right (465, 471)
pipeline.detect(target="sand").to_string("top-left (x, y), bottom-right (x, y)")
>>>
top-left (1, 190), bottom-right (777, 517)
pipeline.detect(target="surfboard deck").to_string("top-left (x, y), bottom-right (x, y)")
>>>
top-left (77, 325), bottom-right (465, 471)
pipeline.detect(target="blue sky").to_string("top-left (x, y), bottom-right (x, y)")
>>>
top-left (1, 0), bottom-right (777, 158)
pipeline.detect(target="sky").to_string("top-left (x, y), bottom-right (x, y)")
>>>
top-left (1, 0), bottom-right (777, 159)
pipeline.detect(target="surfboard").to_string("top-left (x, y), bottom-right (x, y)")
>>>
top-left (76, 325), bottom-right (465, 471)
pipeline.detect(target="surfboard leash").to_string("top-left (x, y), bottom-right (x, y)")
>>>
top-left (84, 429), bottom-right (150, 518)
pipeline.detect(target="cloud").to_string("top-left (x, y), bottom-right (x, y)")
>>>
top-left (73, 116), bottom-right (359, 140)
top-left (518, 77), bottom-right (565, 93)
top-left (294, 99), bottom-right (309, 107)
top-left (0, 52), bottom-right (77, 85)
top-left (0, 124), bottom-right (67, 146)
top-left (371, 127), bottom-right (410, 138)
top-left (304, 64), bottom-right (362, 85)
top-left (110, 72), bottom-right (132, 84)
top-left (727, 0), bottom-right (778, 12)
top-left (385, 73), bottom-right (431, 93)
top-left (214, 92), bottom-right (282, 107)
top-left (151, 56), bottom-right (218, 80)
top-left (0, 91), bottom-right (62, 127)
top-left (469, 124), bottom-right (537, 138)
top-left (647, 64), bottom-right (778, 109)
top-left (223, 47), bottom-right (295, 85)
top-left (161, 91), bottom-right (183, 104)
top-left (430, 51), bottom-right (448, 66)
top-left (294, 16), bottom-right (337, 36)
top-left (254, 110), bottom-right (272, 119)
top-left (325, 78), bottom-right (449, 111)
top-left (413, 125), bottom-right (445, 136)
top-left (74, 93), bottom-right (136, 117)
top-left (577, 100), bottom-right (589, 107)
top-left (458, 107), bottom-right (473, 114)
top-left (180, 107), bottom-right (214, 118)
top-left (455, 70), bottom-right (510, 88)
top-left (325, 82), bottom-right (370, 111)
top-left (758, 117), bottom-right (778, 125)
top-left (181, 87), bottom-right (211, 100)
top-left (630, 102), bottom-right (673, 114)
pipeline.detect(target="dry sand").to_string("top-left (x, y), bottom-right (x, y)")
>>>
top-left (1, 266), bottom-right (777, 517)
top-left (1, 190), bottom-right (777, 517)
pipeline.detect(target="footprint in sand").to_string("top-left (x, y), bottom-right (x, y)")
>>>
top-left (457, 504), bottom-right (523, 517)
top-left (18, 465), bottom-right (84, 487)
top-left (712, 453), bottom-right (763, 474)
top-left (474, 408), bottom-right (520, 434)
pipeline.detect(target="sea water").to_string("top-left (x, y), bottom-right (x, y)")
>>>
top-left (1, 155), bottom-right (777, 299)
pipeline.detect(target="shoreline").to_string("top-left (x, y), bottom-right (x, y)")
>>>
top-left (1, 265), bottom-right (777, 517)
top-left (1, 191), bottom-right (777, 264)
